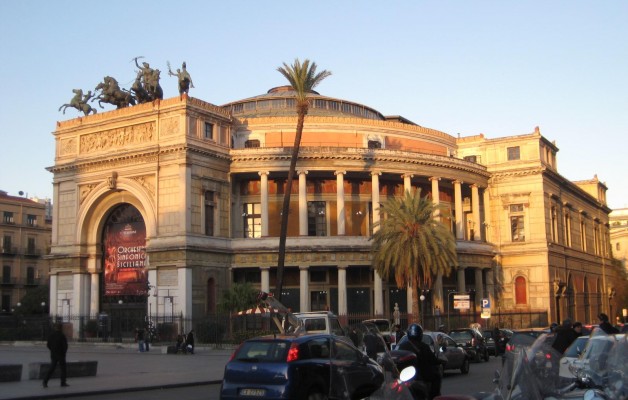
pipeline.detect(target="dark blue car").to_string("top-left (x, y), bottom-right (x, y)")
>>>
top-left (220, 333), bottom-right (384, 399)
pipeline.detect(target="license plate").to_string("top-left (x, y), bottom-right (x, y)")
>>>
top-left (240, 388), bottom-right (266, 396)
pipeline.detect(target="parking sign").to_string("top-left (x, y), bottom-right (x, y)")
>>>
top-left (481, 298), bottom-right (490, 309)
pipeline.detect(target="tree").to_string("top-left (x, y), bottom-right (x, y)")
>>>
top-left (217, 282), bottom-right (259, 314)
top-left (17, 285), bottom-right (49, 315)
top-left (371, 189), bottom-right (458, 324)
top-left (275, 59), bottom-right (331, 301)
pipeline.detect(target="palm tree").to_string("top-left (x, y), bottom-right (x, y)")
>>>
top-left (275, 59), bottom-right (331, 301)
top-left (371, 189), bottom-right (458, 324)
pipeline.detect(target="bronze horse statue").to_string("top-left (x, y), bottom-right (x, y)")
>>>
top-left (92, 76), bottom-right (136, 109)
top-left (59, 89), bottom-right (98, 116)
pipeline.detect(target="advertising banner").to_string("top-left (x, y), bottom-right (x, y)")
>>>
top-left (103, 220), bottom-right (147, 296)
top-left (453, 294), bottom-right (470, 310)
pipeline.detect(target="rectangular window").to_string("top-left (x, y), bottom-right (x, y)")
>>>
top-left (2, 236), bottom-right (12, 253)
top-left (580, 220), bottom-right (587, 252)
top-left (307, 201), bottom-right (327, 236)
top-left (463, 155), bottom-right (478, 163)
top-left (27, 237), bottom-right (36, 254)
top-left (26, 214), bottom-right (37, 226)
top-left (367, 140), bottom-right (381, 149)
top-left (3, 212), bottom-right (14, 224)
top-left (204, 122), bottom-right (214, 140)
top-left (204, 191), bottom-right (215, 236)
top-left (1, 294), bottom-right (10, 312)
top-left (509, 203), bottom-right (525, 242)
top-left (26, 267), bottom-right (35, 285)
top-left (564, 212), bottom-right (572, 247)
top-left (550, 207), bottom-right (558, 242)
top-left (245, 140), bottom-right (260, 148)
top-left (2, 265), bottom-right (11, 284)
top-left (507, 146), bottom-right (520, 161)
top-left (243, 203), bottom-right (261, 238)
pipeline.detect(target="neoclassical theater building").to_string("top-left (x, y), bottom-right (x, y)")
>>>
top-left (47, 86), bottom-right (616, 331)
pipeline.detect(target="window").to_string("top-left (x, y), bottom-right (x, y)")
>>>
top-left (243, 203), bottom-right (261, 238)
top-left (1, 294), bottom-right (9, 312)
top-left (26, 214), bottom-right (37, 226)
top-left (245, 139), bottom-right (260, 148)
top-left (3, 212), bottom-right (14, 224)
top-left (564, 212), bottom-right (572, 247)
top-left (26, 237), bottom-right (36, 254)
top-left (515, 276), bottom-right (527, 305)
top-left (26, 267), bottom-right (35, 285)
top-left (204, 191), bottom-right (215, 236)
top-left (550, 206), bottom-right (558, 242)
top-left (464, 155), bottom-right (478, 163)
top-left (509, 204), bottom-right (525, 242)
top-left (204, 122), bottom-right (214, 140)
top-left (2, 235), bottom-right (12, 252)
top-left (2, 265), bottom-right (11, 284)
top-left (367, 140), bottom-right (381, 149)
top-left (580, 220), bottom-right (587, 252)
top-left (507, 146), bottom-right (520, 161)
top-left (307, 201), bottom-right (327, 236)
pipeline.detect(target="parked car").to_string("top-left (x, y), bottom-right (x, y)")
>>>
top-left (558, 336), bottom-right (589, 383)
top-left (220, 333), bottom-right (384, 399)
top-left (483, 328), bottom-right (512, 356)
top-left (362, 319), bottom-right (392, 349)
top-left (448, 328), bottom-right (489, 362)
top-left (394, 331), bottom-right (470, 375)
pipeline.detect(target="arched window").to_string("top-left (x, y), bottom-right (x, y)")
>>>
top-left (566, 276), bottom-right (575, 319)
top-left (515, 276), bottom-right (527, 305)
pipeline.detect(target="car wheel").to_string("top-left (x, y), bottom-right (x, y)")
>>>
top-left (461, 358), bottom-right (470, 374)
top-left (307, 391), bottom-right (328, 400)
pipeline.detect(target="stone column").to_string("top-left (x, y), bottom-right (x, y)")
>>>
top-left (483, 187), bottom-right (491, 241)
top-left (335, 171), bottom-right (346, 235)
top-left (471, 184), bottom-right (481, 241)
top-left (430, 177), bottom-right (440, 209)
top-left (49, 274), bottom-right (58, 317)
top-left (259, 171), bottom-right (269, 237)
top-left (73, 273), bottom-right (91, 338)
top-left (90, 273), bottom-right (99, 316)
top-left (298, 170), bottom-right (308, 236)
top-left (402, 173), bottom-right (414, 193)
top-left (178, 267), bottom-right (192, 320)
top-left (430, 177), bottom-right (443, 310)
top-left (148, 269), bottom-right (157, 320)
top-left (457, 267), bottom-right (466, 293)
top-left (371, 171), bottom-right (384, 316)
top-left (261, 267), bottom-right (270, 293)
top-left (338, 265), bottom-right (348, 319)
top-left (454, 180), bottom-right (464, 240)
top-left (299, 266), bottom-right (309, 312)
top-left (475, 268), bottom-right (484, 308)
top-left (407, 285), bottom-right (413, 317)
top-left (485, 268), bottom-right (495, 312)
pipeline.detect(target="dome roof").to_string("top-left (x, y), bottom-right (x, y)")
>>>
top-left (221, 86), bottom-right (386, 120)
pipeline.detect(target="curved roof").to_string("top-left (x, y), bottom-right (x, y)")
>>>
top-left (221, 85), bottom-right (387, 120)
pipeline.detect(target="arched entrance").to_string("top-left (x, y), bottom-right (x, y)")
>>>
top-left (99, 203), bottom-right (148, 336)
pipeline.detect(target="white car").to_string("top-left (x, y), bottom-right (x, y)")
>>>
top-left (559, 336), bottom-right (589, 381)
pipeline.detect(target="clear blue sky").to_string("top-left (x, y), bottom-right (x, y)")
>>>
top-left (1, 1), bottom-right (626, 208)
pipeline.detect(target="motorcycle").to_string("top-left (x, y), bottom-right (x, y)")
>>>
top-left (436, 329), bottom-right (626, 400)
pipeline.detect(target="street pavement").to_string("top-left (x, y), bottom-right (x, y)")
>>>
top-left (0, 341), bottom-right (233, 400)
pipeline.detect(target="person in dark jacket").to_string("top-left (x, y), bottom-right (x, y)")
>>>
top-left (598, 313), bottom-right (619, 334)
top-left (552, 319), bottom-right (578, 354)
top-left (186, 330), bottom-right (195, 354)
top-left (43, 323), bottom-right (69, 388)
top-left (398, 323), bottom-right (442, 400)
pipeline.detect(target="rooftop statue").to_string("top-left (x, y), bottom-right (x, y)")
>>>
top-left (168, 61), bottom-right (194, 96)
top-left (93, 76), bottom-right (136, 109)
top-left (59, 89), bottom-right (98, 116)
top-left (133, 57), bottom-right (163, 103)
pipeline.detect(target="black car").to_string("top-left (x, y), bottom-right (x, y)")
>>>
top-left (483, 328), bottom-right (511, 356)
top-left (220, 333), bottom-right (384, 399)
top-left (394, 331), bottom-right (470, 375)
top-left (448, 328), bottom-right (489, 362)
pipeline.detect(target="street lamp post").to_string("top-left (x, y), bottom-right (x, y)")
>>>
top-left (116, 300), bottom-right (123, 343)
top-left (419, 294), bottom-right (426, 325)
top-left (447, 290), bottom-right (457, 331)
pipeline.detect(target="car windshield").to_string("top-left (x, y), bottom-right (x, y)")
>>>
top-left (563, 337), bottom-right (588, 358)
top-left (234, 340), bottom-right (290, 362)
top-left (449, 331), bottom-right (472, 340)
top-left (371, 321), bottom-right (390, 332)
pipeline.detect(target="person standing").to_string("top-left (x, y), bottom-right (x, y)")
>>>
top-left (186, 329), bottom-right (195, 354)
top-left (135, 327), bottom-right (145, 352)
top-left (598, 313), bottom-right (619, 334)
top-left (43, 323), bottom-right (69, 388)
top-left (552, 319), bottom-right (578, 354)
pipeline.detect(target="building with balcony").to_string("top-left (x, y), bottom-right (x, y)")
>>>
top-left (46, 87), bottom-right (618, 330)
top-left (0, 190), bottom-right (52, 312)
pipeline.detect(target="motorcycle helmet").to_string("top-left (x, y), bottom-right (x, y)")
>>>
top-left (407, 323), bottom-right (423, 342)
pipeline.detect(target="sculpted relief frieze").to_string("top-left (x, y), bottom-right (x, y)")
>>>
top-left (131, 175), bottom-right (156, 197)
top-left (160, 116), bottom-right (179, 137)
top-left (80, 122), bottom-right (155, 154)
top-left (79, 183), bottom-right (98, 205)
top-left (60, 137), bottom-right (77, 156)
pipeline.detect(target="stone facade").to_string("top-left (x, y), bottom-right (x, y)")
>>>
top-left (47, 89), bottom-right (618, 332)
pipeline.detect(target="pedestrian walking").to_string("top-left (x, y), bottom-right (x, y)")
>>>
top-left (598, 313), bottom-right (619, 334)
top-left (552, 319), bottom-right (578, 354)
top-left (135, 327), bottom-right (145, 352)
top-left (43, 322), bottom-right (69, 388)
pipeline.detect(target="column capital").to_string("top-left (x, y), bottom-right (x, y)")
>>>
top-left (370, 171), bottom-right (382, 177)
top-left (337, 264), bottom-right (348, 270)
top-left (453, 179), bottom-right (463, 185)
top-left (297, 169), bottom-right (308, 176)
top-left (260, 266), bottom-right (271, 271)
top-left (429, 176), bottom-right (441, 182)
top-left (470, 183), bottom-right (479, 189)
top-left (299, 265), bottom-right (309, 271)
top-left (401, 173), bottom-right (414, 179)
top-left (334, 171), bottom-right (346, 176)
top-left (258, 171), bottom-right (270, 177)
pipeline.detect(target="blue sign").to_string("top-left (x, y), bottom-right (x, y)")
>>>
top-left (481, 298), bottom-right (490, 309)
